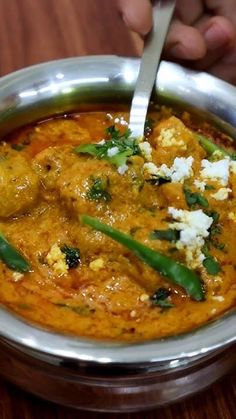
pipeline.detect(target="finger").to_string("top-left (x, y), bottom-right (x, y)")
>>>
top-left (175, 0), bottom-right (204, 25)
top-left (206, 0), bottom-right (236, 25)
top-left (193, 15), bottom-right (236, 70)
top-left (117, 0), bottom-right (152, 36)
top-left (164, 19), bottom-right (207, 61)
top-left (199, 16), bottom-right (236, 51)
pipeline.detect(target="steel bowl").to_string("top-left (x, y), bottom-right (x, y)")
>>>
top-left (0, 56), bottom-right (235, 412)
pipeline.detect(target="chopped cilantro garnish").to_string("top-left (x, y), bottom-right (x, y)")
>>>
top-left (106, 125), bottom-right (131, 139)
top-left (202, 245), bottom-right (221, 275)
top-left (205, 184), bottom-right (216, 191)
top-left (87, 177), bottom-right (111, 202)
top-left (61, 245), bottom-right (80, 269)
top-left (74, 126), bottom-right (140, 169)
top-left (146, 175), bottom-right (171, 186)
top-left (203, 257), bottom-right (221, 275)
top-left (184, 187), bottom-right (209, 208)
top-left (204, 210), bottom-right (220, 224)
top-left (203, 211), bottom-right (225, 253)
top-left (11, 143), bottom-right (25, 151)
top-left (149, 229), bottom-right (180, 242)
top-left (151, 288), bottom-right (174, 309)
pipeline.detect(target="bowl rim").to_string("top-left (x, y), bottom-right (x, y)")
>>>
top-left (0, 55), bottom-right (235, 365)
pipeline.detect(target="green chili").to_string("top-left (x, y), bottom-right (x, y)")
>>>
top-left (195, 134), bottom-right (232, 158)
top-left (80, 215), bottom-right (205, 301)
top-left (0, 233), bottom-right (31, 273)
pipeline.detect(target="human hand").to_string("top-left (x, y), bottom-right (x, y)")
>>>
top-left (117, 0), bottom-right (236, 84)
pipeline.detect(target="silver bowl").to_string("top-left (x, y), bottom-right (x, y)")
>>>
top-left (0, 56), bottom-right (235, 412)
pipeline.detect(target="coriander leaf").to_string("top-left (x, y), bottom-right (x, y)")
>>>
top-left (202, 245), bottom-right (221, 275)
top-left (184, 188), bottom-right (209, 208)
top-left (232, 152), bottom-right (236, 161)
top-left (210, 225), bottom-right (222, 236)
top-left (74, 127), bottom-right (140, 168)
top-left (60, 245), bottom-right (80, 269)
top-left (203, 257), bottom-right (221, 275)
top-left (197, 194), bottom-right (209, 207)
top-left (87, 177), bottom-right (111, 202)
top-left (210, 239), bottom-right (225, 251)
top-left (146, 175), bottom-right (171, 186)
top-left (149, 229), bottom-right (180, 242)
top-left (11, 143), bottom-right (25, 151)
top-left (107, 149), bottom-right (132, 168)
top-left (204, 210), bottom-right (220, 224)
top-left (205, 184), bottom-right (216, 191)
top-left (151, 287), bottom-right (174, 309)
top-left (106, 125), bottom-right (131, 139)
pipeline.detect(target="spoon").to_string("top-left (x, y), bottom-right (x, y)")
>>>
top-left (129, 0), bottom-right (176, 137)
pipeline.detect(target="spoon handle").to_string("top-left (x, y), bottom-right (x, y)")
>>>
top-left (129, 0), bottom-right (176, 137)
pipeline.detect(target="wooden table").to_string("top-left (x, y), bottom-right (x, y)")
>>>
top-left (0, 1), bottom-right (235, 418)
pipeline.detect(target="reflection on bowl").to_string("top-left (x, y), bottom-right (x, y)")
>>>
top-left (0, 56), bottom-right (235, 412)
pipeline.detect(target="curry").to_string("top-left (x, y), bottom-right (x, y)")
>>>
top-left (0, 108), bottom-right (235, 342)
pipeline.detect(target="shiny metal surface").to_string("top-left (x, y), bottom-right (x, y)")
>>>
top-left (0, 56), bottom-right (235, 410)
top-left (129, 0), bottom-right (176, 136)
top-left (0, 339), bottom-right (235, 412)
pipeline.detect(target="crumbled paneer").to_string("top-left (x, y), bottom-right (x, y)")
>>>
top-left (107, 146), bottom-right (119, 157)
top-left (89, 258), bottom-right (104, 271)
top-left (228, 212), bottom-right (236, 222)
top-left (114, 116), bottom-right (127, 125)
top-left (170, 157), bottom-right (194, 183)
top-left (143, 162), bottom-right (159, 177)
top-left (211, 187), bottom-right (232, 201)
top-left (12, 272), bottom-right (24, 282)
top-left (211, 295), bottom-right (225, 302)
top-left (194, 179), bottom-right (206, 192)
top-left (117, 164), bottom-right (128, 175)
top-left (168, 207), bottom-right (213, 268)
top-left (200, 157), bottom-right (230, 186)
top-left (139, 141), bottom-right (152, 161)
top-left (46, 244), bottom-right (68, 276)
top-left (157, 127), bottom-right (186, 149)
top-left (139, 293), bottom-right (149, 302)
top-left (143, 156), bottom-right (194, 184)
top-left (130, 310), bottom-right (137, 318)
top-left (184, 245), bottom-right (205, 270)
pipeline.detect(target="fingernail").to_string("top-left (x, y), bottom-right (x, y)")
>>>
top-left (204, 24), bottom-right (232, 51)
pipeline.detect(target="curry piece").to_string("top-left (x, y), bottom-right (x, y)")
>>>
top-left (0, 147), bottom-right (39, 218)
top-left (0, 110), bottom-right (235, 342)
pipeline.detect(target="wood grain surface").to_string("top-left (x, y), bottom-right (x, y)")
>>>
top-left (0, 0), bottom-right (235, 418)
